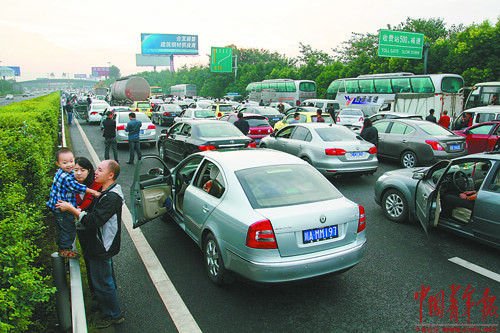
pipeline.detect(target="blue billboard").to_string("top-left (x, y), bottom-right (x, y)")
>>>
top-left (7, 66), bottom-right (21, 76)
top-left (141, 34), bottom-right (198, 55)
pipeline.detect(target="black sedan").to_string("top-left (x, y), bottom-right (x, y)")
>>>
top-left (157, 120), bottom-right (253, 163)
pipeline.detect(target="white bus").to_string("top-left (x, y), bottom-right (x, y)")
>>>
top-left (170, 84), bottom-right (197, 98)
top-left (326, 73), bottom-right (464, 118)
top-left (464, 82), bottom-right (500, 110)
top-left (245, 79), bottom-right (316, 106)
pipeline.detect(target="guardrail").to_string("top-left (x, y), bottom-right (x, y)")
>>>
top-left (53, 104), bottom-right (88, 333)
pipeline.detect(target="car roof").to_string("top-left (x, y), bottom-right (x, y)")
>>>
top-left (460, 152), bottom-right (500, 161)
top-left (178, 119), bottom-right (228, 125)
top-left (199, 149), bottom-right (307, 172)
top-left (292, 123), bottom-right (343, 129)
top-left (375, 112), bottom-right (419, 116)
top-left (240, 113), bottom-right (266, 119)
top-left (464, 106), bottom-right (500, 113)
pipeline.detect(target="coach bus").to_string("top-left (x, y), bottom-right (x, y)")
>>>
top-left (464, 82), bottom-right (500, 110)
top-left (170, 84), bottom-right (197, 98)
top-left (150, 86), bottom-right (163, 96)
top-left (326, 73), bottom-right (464, 117)
top-left (245, 79), bottom-right (316, 106)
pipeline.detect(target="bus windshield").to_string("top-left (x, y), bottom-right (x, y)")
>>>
top-left (299, 82), bottom-right (316, 92)
top-left (441, 77), bottom-right (464, 93)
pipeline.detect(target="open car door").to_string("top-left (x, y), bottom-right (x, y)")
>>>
top-left (131, 155), bottom-right (172, 228)
top-left (415, 160), bottom-right (451, 234)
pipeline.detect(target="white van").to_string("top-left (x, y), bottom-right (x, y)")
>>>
top-left (452, 106), bottom-right (500, 129)
top-left (302, 99), bottom-right (340, 115)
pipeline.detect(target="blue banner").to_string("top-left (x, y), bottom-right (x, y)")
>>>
top-left (141, 34), bottom-right (198, 55)
top-left (7, 66), bottom-right (21, 76)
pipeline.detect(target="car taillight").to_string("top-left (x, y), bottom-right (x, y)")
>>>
top-left (325, 148), bottom-right (346, 156)
top-left (163, 112), bottom-right (171, 116)
top-left (90, 112), bottom-right (98, 115)
top-left (336, 117), bottom-right (341, 122)
top-left (425, 140), bottom-right (444, 151)
top-left (248, 128), bottom-right (254, 134)
top-left (199, 145), bottom-right (216, 151)
top-left (248, 141), bottom-right (257, 148)
top-left (151, 103), bottom-right (155, 107)
top-left (246, 219), bottom-right (277, 249)
top-left (147, 124), bottom-right (156, 130)
top-left (368, 146), bottom-right (377, 154)
top-left (116, 125), bottom-right (125, 131)
top-left (357, 205), bottom-right (366, 233)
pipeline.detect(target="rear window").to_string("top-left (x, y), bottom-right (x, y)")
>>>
top-left (247, 118), bottom-right (270, 127)
top-left (92, 105), bottom-right (108, 111)
top-left (418, 123), bottom-right (454, 136)
top-left (315, 127), bottom-right (358, 141)
top-left (311, 115), bottom-right (333, 123)
top-left (441, 77), bottom-right (464, 93)
top-left (137, 103), bottom-right (150, 108)
top-left (257, 107), bottom-right (280, 115)
top-left (236, 165), bottom-right (342, 209)
top-left (164, 104), bottom-right (182, 112)
top-left (196, 123), bottom-right (244, 137)
top-left (218, 105), bottom-right (233, 112)
top-left (194, 110), bottom-right (216, 118)
top-left (475, 113), bottom-right (497, 123)
top-left (340, 109), bottom-right (363, 116)
top-left (299, 82), bottom-right (316, 92)
top-left (118, 112), bottom-right (149, 122)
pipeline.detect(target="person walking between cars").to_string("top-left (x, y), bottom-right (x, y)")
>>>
top-left (316, 109), bottom-right (325, 123)
top-left (360, 118), bottom-right (378, 146)
top-left (126, 112), bottom-right (142, 164)
top-left (234, 112), bottom-right (250, 135)
top-left (65, 99), bottom-right (74, 125)
top-left (426, 109), bottom-right (437, 123)
top-left (102, 111), bottom-right (119, 163)
top-left (56, 160), bottom-right (125, 329)
top-left (438, 110), bottom-right (451, 129)
top-left (86, 95), bottom-right (92, 111)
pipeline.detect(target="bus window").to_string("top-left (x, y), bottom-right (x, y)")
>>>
top-left (256, 83), bottom-right (262, 92)
top-left (286, 82), bottom-right (296, 92)
top-left (411, 77), bottom-right (434, 93)
top-left (374, 79), bottom-right (393, 93)
top-left (277, 82), bottom-right (286, 92)
top-left (345, 80), bottom-right (360, 93)
top-left (441, 77), bottom-right (464, 93)
top-left (392, 78), bottom-right (411, 93)
top-left (262, 82), bottom-right (270, 90)
top-left (359, 80), bottom-right (375, 93)
top-left (337, 80), bottom-right (346, 93)
top-left (299, 82), bottom-right (316, 92)
top-left (327, 80), bottom-right (340, 99)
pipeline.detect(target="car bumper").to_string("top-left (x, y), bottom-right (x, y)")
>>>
top-left (428, 150), bottom-right (467, 164)
top-left (116, 131), bottom-right (157, 143)
top-left (315, 157), bottom-right (378, 175)
top-left (225, 239), bottom-right (366, 283)
top-left (88, 115), bottom-right (101, 122)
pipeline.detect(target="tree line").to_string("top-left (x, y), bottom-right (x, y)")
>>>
top-left (113, 17), bottom-right (500, 98)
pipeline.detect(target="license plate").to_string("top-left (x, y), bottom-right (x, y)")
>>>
top-left (346, 151), bottom-right (367, 160)
top-left (450, 144), bottom-right (460, 151)
top-left (303, 225), bottom-right (338, 244)
top-left (273, 117), bottom-right (280, 121)
top-left (140, 130), bottom-right (145, 134)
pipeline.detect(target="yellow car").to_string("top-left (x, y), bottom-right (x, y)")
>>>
top-left (274, 111), bottom-right (333, 131)
top-left (131, 101), bottom-right (153, 118)
top-left (211, 103), bottom-right (234, 118)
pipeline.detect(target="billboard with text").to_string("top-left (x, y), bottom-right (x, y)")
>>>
top-left (91, 67), bottom-right (110, 77)
top-left (141, 33), bottom-right (198, 55)
top-left (7, 66), bottom-right (21, 76)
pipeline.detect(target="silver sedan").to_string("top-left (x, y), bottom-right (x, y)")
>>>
top-left (131, 149), bottom-right (367, 284)
top-left (260, 123), bottom-right (378, 176)
top-left (115, 112), bottom-right (156, 145)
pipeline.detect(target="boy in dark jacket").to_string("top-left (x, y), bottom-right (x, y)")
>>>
top-left (57, 160), bottom-right (125, 328)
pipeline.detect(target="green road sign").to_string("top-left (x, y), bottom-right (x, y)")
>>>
top-left (378, 30), bottom-right (424, 59)
top-left (210, 47), bottom-right (233, 73)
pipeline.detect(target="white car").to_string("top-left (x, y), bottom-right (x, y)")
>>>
top-left (336, 108), bottom-right (366, 129)
top-left (116, 112), bottom-right (156, 145)
top-left (87, 101), bottom-right (110, 123)
top-left (5, 94), bottom-right (14, 100)
top-left (174, 108), bottom-right (217, 123)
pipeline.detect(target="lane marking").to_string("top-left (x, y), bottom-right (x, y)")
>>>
top-left (75, 119), bottom-right (202, 333)
top-left (448, 257), bottom-right (500, 283)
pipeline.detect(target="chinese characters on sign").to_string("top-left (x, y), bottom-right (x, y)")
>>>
top-left (91, 67), bottom-right (110, 77)
top-left (414, 284), bottom-right (498, 333)
top-left (141, 34), bottom-right (199, 55)
top-left (210, 47), bottom-right (233, 73)
top-left (378, 29), bottom-right (424, 59)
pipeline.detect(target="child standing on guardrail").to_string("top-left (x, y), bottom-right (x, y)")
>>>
top-left (46, 148), bottom-right (100, 258)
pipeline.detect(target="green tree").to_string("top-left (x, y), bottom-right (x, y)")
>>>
top-left (109, 65), bottom-right (121, 80)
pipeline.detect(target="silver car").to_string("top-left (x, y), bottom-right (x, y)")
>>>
top-left (115, 112), bottom-right (156, 146)
top-left (132, 149), bottom-right (367, 284)
top-left (374, 152), bottom-right (500, 248)
top-left (260, 123), bottom-right (378, 176)
top-left (373, 118), bottom-right (467, 168)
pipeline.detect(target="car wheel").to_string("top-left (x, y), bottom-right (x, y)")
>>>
top-left (382, 189), bottom-right (408, 223)
top-left (203, 233), bottom-right (229, 285)
top-left (400, 151), bottom-right (417, 168)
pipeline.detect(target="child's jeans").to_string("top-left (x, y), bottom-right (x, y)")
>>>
top-left (53, 209), bottom-right (76, 250)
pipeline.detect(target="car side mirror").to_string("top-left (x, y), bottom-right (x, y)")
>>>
top-left (412, 172), bottom-right (425, 180)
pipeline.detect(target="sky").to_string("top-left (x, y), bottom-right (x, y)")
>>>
top-left (0, 0), bottom-right (498, 81)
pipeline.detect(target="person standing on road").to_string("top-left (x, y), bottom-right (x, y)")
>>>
top-left (438, 110), bottom-right (451, 129)
top-left (327, 105), bottom-right (337, 123)
top-left (360, 118), bottom-right (378, 146)
top-left (102, 111), bottom-right (119, 163)
top-left (65, 99), bottom-right (74, 125)
top-left (56, 160), bottom-right (125, 329)
top-left (316, 109), bottom-right (325, 123)
top-left (289, 112), bottom-right (301, 124)
top-left (86, 95), bottom-right (92, 111)
top-left (125, 112), bottom-right (142, 165)
top-left (426, 109), bottom-right (437, 123)
top-left (234, 112), bottom-right (250, 135)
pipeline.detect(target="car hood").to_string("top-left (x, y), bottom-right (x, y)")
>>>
top-left (382, 167), bottom-right (428, 178)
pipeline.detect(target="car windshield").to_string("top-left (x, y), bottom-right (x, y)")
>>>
top-left (247, 118), bottom-right (270, 127)
top-left (218, 105), bottom-right (233, 111)
top-left (256, 107), bottom-right (280, 115)
top-left (194, 110), bottom-right (216, 118)
top-left (315, 127), bottom-right (358, 141)
top-left (341, 110), bottom-right (363, 116)
top-left (197, 123), bottom-right (243, 137)
top-left (92, 105), bottom-right (108, 111)
top-left (418, 123), bottom-right (454, 136)
top-left (237, 165), bottom-right (342, 209)
top-left (164, 105), bottom-right (182, 111)
top-left (118, 113), bottom-right (149, 123)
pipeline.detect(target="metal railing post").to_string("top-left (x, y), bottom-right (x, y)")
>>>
top-left (51, 252), bottom-right (72, 331)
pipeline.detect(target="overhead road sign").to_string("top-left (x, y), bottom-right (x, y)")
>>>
top-left (141, 34), bottom-right (198, 55)
top-left (6, 66), bottom-right (21, 76)
top-left (210, 47), bottom-right (233, 73)
top-left (0, 67), bottom-right (15, 77)
top-left (135, 54), bottom-right (171, 67)
top-left (91, 67), bottom-right (110, 77)
top-left (378, 30), bottom-right (424, 59)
